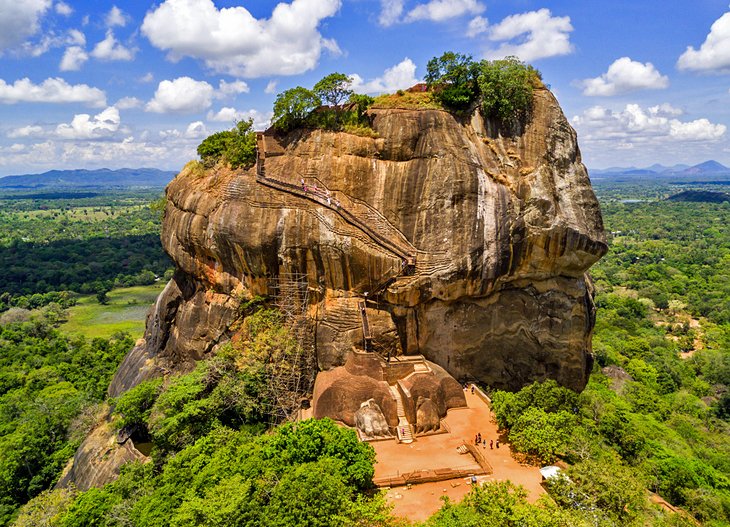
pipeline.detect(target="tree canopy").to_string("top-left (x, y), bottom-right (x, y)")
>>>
top-left (196, 119), bottom-right (257, 169)
top-left (425, 52), bottom-right (542, 125)
top-left (313, 73), bottom-right (354, 108)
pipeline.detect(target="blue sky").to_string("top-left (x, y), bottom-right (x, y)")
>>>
top-left (1, 0), bottom-right (730, 175)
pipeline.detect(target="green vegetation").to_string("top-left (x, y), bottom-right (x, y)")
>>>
top-left (0, 308), bottom-right (133, 525)
top-left (0, 190), bottom-right (170, 302)
top-left (272, 86), bottom-right (323, 131)
top-left (16, 421), bottom-right (387, 527)
top-left (425, 52), bottom-right (542, 124)
top-left (12, 307), bottom-right (383, 527)
top-left (486, 181), bottom-right (730, 525)
top-left (271, 73), bottom-right (375, 133)
top-left (60, 283), bottom-right (166, 339)
top-left (111, 308), bottom-right (313, 459)
top-left (196, 119), bottom-right (257, 169)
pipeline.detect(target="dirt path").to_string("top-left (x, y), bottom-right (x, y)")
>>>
top-left (374, 388), bottom-right (544, 522)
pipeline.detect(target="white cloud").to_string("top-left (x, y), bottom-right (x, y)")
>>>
top-left (580, 57), bottom-right (669, 96)
top-left (0, 77), bottom-right (106, 107)
top-left (184, 121), bottom-right (208, 139)
top-left (265, 80), bottom-right (278, 94)
top-left (206, 107), bottom-right (272, 129)
top-left (405, 0), bottom-right (484, 23)
top-left (115, 96), bottom-right (143, 110)
top-left (351, 58), bottom-right (419, 94)
top-left (7, 125), bottom-right (43, 138)
top-left (572, 103), bottom-right (726, 145)
top-left (139, 72), bottom-right (154, 83)
top-left (105, 6), bottom-right (128, 28)
top-left (0, 0), bottom-right (51, 52)
top-left (677, 12), bottom-right (730, 73)
top-left (67, 29), bottom-right (85, 46)
top-left (648, 103), bottom-right (683, 117)
top-left (146, 77), bottom-right (214, 114)
top-left (60, 46), bottom-right (88, 71)
top-left (56, 106), bottom-right (121, 140)
top-left (670, 119), bottom-right (727, 141)
top-left (55, 2), bottom-right (72, 16)
top-left (91, 30), bottom-right (135, 61)
top-left (466, 16), bottom-right (488, 37)
top-left (217, 80), bottom-right (249, 98)
top-left (379, 0), bottom-right (404, 26)
top-left (141, 0), bottom-right (341, 77)
top-left (20, 28), bottom-right (85, 58)
top-left (485, 9), bottom-right (573, 62)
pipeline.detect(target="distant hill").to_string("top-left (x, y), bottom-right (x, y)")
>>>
top-left (666, 190), bottom-right (730, 203)
top-left (0, 168), bottom-right (177, 189)
top-left (591, 160), bottom-right (730, 181)
top-left (679, 160), bottom-right (728, 175)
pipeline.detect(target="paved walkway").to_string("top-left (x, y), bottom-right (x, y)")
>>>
top-left (374, 388), bottom-right (545, 522)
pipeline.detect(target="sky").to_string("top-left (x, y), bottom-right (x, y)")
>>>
top-left (1, 0), bottom-right (730, 176)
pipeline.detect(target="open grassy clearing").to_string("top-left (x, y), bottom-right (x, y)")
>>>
top-left (60, 282), bottom-right (165, 339)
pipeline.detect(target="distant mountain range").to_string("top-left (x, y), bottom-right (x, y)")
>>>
top-left (590, 160), bottom-right (729, 178)
top-left (0, 168), bottom-right (177, 189)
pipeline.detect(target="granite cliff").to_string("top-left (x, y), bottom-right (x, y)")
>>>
top-left (62, 85), bottom-right (606, 488)
top-left (114, 85), bottom-right (605, 391)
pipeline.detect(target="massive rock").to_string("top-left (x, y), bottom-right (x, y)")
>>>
top-left (66, 85), bottom-right (606, 491)
top-left (112, 86), bottom-right (605, 396)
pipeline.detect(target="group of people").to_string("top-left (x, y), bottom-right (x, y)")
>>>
top-left (300, 178), bottom-right (339, 207)
top-left (474, 433), bottom-right (499, 449)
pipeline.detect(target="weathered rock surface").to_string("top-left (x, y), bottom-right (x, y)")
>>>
top-left (56, 407), bottom-right (147, 491)
top-left (67, 87), bottom-right (605, 490)
top-left (110, 86), bottom-right (605, 395)
top-left (354, 399), bottom-right (392, 439)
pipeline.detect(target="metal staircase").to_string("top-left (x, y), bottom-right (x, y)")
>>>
top-left (254, 133), bottom-right (417, 267)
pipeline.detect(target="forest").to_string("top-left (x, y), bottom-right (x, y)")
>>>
top-left (0, 177), bottom-right (729, 526)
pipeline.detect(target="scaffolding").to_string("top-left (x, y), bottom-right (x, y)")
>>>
top-left (264, 271), bottom-right (316, 425)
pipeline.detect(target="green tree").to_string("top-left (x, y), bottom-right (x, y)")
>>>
top-left (225, 119), bottom-right (257, 169)
top-left (425, 52), bottom-right (479, 111)
top-left (196, 130), bottom-right (235, 167)
top-left (196, 119), bottom-right (256, 169)
top-left (272, 87), bottom-right (321, 131)
top-left (508, 408), bottom-right (576, 463)
top-left (313, 73), bottom-right (353, 108)
top-left (477, 56), bottom-right (541, 124)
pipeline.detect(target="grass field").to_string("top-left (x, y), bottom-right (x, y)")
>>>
top-left (60, 282), bottom-right (166, 339)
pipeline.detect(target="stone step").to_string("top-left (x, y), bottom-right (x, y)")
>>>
top-left (389, 385), bottom-right (413, 444)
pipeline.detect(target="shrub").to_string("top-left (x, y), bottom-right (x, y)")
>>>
top-left (425, 51), bottom-right (541, 125)
top-left (113, 378), bottom-right (163, 430)
top-left (425, 51), bottom-right (479, 111)
top-left (196, 119), bottom-right (256, 169)
top-left (477, 56), bottom-right (541, 123)
top-left (272, 87), bottom-right (321, 131)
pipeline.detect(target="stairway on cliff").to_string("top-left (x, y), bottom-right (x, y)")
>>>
top-left (389, 385), bottom-right (414, 444)
top-left (254, 133), bottom-right (417, 265)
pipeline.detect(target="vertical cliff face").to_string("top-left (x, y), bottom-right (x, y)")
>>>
top-left (110, 86), bottom-right (606, 400)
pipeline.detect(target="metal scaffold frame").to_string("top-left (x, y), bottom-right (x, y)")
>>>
top-left (264, 271), bottom-right (316, 425)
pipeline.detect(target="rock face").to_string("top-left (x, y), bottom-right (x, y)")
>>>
top-left (56, 408), bottom-right (147, 491)
top-left (110, 86), bottom-right (605, 398)
top-left (64, 86), bottom-right (606, 491)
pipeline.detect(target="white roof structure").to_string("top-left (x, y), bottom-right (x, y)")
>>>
top-left (539, 465), bottom-right (562, 480)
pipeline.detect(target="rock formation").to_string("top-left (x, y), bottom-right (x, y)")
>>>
top-left (113, 85), bottom-right (605, 392)
top-left (66, 85), bottom-right (606, 489)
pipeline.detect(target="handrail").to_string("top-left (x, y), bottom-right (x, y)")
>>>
top-left (254, 133), bottom-right (417, 265)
